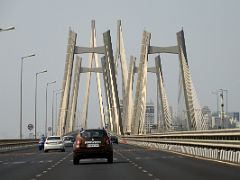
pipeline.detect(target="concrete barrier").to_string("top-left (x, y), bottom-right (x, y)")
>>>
top-left (125, 139), bottom-right (240, 164)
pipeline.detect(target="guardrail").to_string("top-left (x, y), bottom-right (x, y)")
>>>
top-left (0, 139), bottom-right (38, 153)
top-left (122, 129), bottom-right (240, 164)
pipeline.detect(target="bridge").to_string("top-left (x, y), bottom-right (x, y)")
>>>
top-left (57, 20), bottom-right (205, 136)
top-left (1, 20), bottom-right (240, 179)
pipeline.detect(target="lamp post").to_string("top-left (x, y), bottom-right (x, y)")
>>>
top-left (0, 26), bottom-right (15, 32)
top-left (20, 53), bottom-right (35, 139)
top-left (219, 89), bottom-right (228, 128)
top-left (45, 81), bottom-right (56, 136)
top-left (52, 89), bottom-right (62, 135)
top-left (34, 70), bottom-right (47, 139)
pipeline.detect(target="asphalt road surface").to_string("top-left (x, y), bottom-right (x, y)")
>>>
top-left (0, 143), bottom-right (240, 180)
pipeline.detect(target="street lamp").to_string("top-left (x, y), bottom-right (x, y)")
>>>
top-left (0, 26), bottom-right (15, 32)
top-left (219, 89), bottom-right (228, 128)
top-left (34, 69), bottom-right (47, 139)
top-left (20, 53), bottom-right (35, 139)
top-left (52, 89), bottom-right (62, 135)
top-left (45, 81), bottom-right (56, 136)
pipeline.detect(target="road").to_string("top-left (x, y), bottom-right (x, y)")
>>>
top-left (0, 143), bottom-right (239, 180)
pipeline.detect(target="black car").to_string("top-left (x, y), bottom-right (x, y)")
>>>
top-left (73, 129), bottom-right (113, 164)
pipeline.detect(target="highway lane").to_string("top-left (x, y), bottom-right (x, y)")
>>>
top-left (0, 146), bottom-right (70, 180)
top-left (0, 144), bottom-right (240, 180)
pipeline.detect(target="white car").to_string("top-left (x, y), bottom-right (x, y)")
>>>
top-left (44, 136), bottom-right (65, 152)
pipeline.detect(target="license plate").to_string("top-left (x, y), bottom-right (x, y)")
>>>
top-left (87, 144), bottom-right (100, 148)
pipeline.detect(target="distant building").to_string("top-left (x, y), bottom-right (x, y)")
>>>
top-left (145, 101), bottom-right (155, 133)
top-left (228, 112), bottom-right (239, 122)
top-left (119, 100), bottom-right (155, 133)
top-left (212, 116), bottom-right (221, 129)
top-left (202, 106), bottom-right (212, 129)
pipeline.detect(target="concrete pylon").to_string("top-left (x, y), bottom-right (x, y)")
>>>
top-left (101, 57), bottom-right (113, 131)
top-left (57, 28), bottom-right (77, 136)
top-left (103, 31), bottom-right (123, 135)
top-left (176, 30), bottom-right (196, 130)
top-left (155, 55), bottom-right (172, 131)
top-left (66, 56), bottom-right (82, 133)
top-left (81, 20), bottom-right (104, 130)
top-left (131, 31), bottom-right (151, 134)
top-left (124, 56), bottom-right (136, 134)
top-left (114, 20), bottom-right (128, 133)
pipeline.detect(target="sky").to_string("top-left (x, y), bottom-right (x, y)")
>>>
top-left (0, 0), bottom-right (240, 139)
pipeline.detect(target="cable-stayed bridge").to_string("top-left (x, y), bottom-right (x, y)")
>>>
top-left (56, 20), bottom-right (207, 136)
top-left (0, 20), bottom-right (240, 179)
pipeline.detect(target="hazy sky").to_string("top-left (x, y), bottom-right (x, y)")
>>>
top-left (1, 0), bottom-right (240, 138)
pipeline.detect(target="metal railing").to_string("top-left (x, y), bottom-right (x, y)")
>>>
top-left (122, 129), bottom-right (240, 164)
top-left (0, 139), bottom-right (38, 153)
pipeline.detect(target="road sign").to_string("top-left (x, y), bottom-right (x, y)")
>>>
top-left (28, 124), bottom-right (34, 131)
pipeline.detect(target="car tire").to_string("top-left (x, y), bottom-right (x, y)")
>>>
top-left (107, 154), bottom-right (113, 163)
top-left (44, 150), bottom-right (48, 153)
top-left (73, 156), bottom-right (79, 165)
top-left (62, 149), bottom-right (65, 152)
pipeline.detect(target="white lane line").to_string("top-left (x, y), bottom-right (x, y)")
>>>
top-left (125, 157), bottom-right (161, 180)
top-left (36, 174), bottom-right (42, 177)
top-left (42, 170), bottom-right (47, 174)
top-left (12, 161), bottom-right (26, 164)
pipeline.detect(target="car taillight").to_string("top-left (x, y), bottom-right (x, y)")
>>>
top-left (104, 137), bottom-right (110, 145)
top-left (75, 138), bottom-right (82, 148)
top-left (76, 139), bottom-right (81, 145)
top-left (75, 138), bottom-right (82, 145)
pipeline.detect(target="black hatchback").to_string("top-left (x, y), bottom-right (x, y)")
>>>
top-left (73, 129), bottom-right (113, 165)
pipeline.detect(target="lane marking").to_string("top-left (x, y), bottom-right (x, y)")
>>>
top-left (30, 152), bottom-right (72, 180)
top-left (12, 161), bottom-right (26, 164)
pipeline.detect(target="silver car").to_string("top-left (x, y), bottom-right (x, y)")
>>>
top-left (63, 136), bottom-right (75, 147)
top-left (44, 136), bottom-right (65, 152)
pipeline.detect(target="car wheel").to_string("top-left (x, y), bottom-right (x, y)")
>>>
top-left (62, 149), bottom-right (65, 152)
top-left (73, 156), bottom-right (79, 165)
top-left (44, 150), bottom-right (48, 153)
top-left (107, 154), bottom-right (113, 163)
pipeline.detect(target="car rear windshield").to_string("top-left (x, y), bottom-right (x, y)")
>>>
top-left (47, 137), bottom-right (61, 140)
top-left (63, 137), bottom-right (73, 141)
top-left (81, 130), bottom-right (106, 138)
